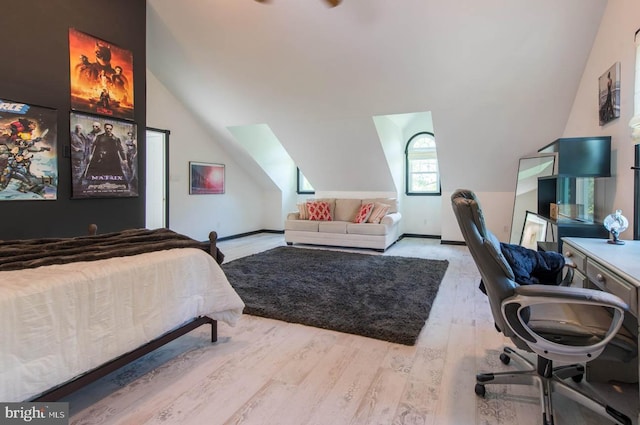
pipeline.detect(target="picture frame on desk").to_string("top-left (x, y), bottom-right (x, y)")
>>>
top-left (520, 211), bottom-right (548, 250)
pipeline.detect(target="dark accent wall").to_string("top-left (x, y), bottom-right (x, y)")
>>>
top-left (0, 0), bottom-right (146, 240)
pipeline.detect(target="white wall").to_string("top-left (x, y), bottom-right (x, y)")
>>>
top-left (227, 124), bottom-right (295, 229)
top-left (147, 1), bottom-right (637, 243)
top-left (146, 70), bottom-right (265, 240)
top-left (441, 191), bottom-right (515, 243)
top-left (562, 0), bottom-right (640, 238)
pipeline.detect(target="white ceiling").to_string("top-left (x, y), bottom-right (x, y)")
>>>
top-left (146, 0), bottom-right (608, 193)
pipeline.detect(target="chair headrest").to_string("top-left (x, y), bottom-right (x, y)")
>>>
top-left (451, 189), bottom-right (491, 239)
top-left (451, 189), bottom-right (516, 281)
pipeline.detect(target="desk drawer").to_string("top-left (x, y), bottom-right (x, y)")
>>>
top-left (586, 259), bottom-right (638, 316)
top-left (571, 268), bottom-right (587, 288)
top-left (563, 244), bottom-right (586, 272)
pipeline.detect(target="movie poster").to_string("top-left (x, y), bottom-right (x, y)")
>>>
top-left (0, 100), bottom-right (57, 201)
top-left (70, 112), bottom-right (137, 198)
top-left (69, 28), bottom-right (134, 120)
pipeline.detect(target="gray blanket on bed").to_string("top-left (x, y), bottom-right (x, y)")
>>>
top-left (0, 228), bottom-right (224, 271)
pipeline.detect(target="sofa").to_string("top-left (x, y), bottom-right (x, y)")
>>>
top-left (284, 197), bottom-right (402, 251)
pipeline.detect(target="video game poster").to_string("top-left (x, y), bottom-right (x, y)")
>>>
top-left (0, 100), bottom-right (57, 201)
top-left (70, 112), bottom-right (138, 199)
top-left (69, 28), bottom-right (134, 120)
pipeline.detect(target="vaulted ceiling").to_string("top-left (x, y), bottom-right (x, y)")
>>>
top-left (146, 0), bottom-right (607, 193)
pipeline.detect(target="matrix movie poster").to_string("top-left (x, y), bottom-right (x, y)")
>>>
top-left (0, 100), bottom-right (57, 201)
top-left (69, 28), bottom-right (134, 120)
top-left (70, 112), bottom-right (137, 198)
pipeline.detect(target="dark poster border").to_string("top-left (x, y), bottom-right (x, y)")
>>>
top-left (69, 28), bottom-right (134, 121)
top-left (0, 99), bottom-right (58, 201)
top-left (70, 111), bottom-right (138, 199)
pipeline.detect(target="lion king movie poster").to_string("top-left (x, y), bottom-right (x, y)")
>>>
top-left (69, 28), bottom-right (134, 120)
top-left (0, 100), bottom-right (57, 201)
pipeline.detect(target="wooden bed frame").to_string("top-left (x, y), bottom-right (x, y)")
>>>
top-left (33, 316), bottom-right (217, 401)
top-left (28, 227), bottom-right (224, 402)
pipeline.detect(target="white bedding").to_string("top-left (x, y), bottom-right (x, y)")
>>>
top-left (0, 248), bottom-right (245, 402)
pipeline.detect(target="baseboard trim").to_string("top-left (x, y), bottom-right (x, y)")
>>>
top-left (400, 233), bottom-right (441, 240)
top-left (215, 230), bottom-right (465, 247)
top-left (216, 229), bottom-right (284, 242)
top-left (440, 240), bottom-right (466, 246)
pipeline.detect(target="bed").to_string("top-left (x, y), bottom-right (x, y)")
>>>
top-left (0, 228), bottom-right (245, 402)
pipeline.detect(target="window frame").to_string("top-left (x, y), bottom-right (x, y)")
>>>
top-left (296, 167), bottom-right (315, 195)
top-left (405, 131), bottom-right (441, 196)
top-left (634, 28), bottom-right (640, 239)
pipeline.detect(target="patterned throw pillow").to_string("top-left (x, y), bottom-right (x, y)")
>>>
top-left (367, 202), bottom-right (390, 224)
top-left (297, 203), bottom-right (309, 220)
top-left (354, 203), bottom-right (374, 223)
top-left (307, 201), bottom-right (332, 221)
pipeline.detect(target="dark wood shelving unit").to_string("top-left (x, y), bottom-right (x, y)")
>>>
top-left (533, 213), bottom-right (608, 253)
top-left (534, 136), bottom-right (612, 252)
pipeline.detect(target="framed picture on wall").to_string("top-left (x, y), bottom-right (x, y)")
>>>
top-left (69, 28), bottom-right (134, 120)
top-left (189, 162), bottom-right (225, 194)
top-left (0, 100), bottom-right (57, 201)
top-left (70, 112), bottom-right (138, 199)
top-left (598, 61), bottom-right (620, 126)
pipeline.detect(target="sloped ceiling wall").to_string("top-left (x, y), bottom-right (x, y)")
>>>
top-left (147, 0), bottom-right (607, 195)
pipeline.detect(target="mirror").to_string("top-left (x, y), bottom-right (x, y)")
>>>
top-left (509, 155), bottom-right (556, 244)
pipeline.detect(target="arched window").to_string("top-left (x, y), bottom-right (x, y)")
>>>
top-left (405, 132), bottom-right (440, 195)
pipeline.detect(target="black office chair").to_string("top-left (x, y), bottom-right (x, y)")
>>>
top-left (451, 189), bottom-right (637, 425)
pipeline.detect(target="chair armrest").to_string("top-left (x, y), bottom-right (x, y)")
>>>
top-left (501, 285), bottom-right (628, 363)
top-left (381, 212), bottom-right (401, 226)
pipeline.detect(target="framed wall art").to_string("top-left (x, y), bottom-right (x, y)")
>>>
top-left (520, 211), bottom-right (548, 251)
top-left (0, 100), bottom-right (57, 201)
top-left (70, 112), bottom-right (138, 199)
top-left (189, 162), bottom-right (225, 194)
top-left (598, 61), bottom-right (620, 126)
top-left (69, 28), bottom-right (134, 120)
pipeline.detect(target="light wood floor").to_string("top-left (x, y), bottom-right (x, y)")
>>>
top-left (66, 234), bottom-right (638, 425)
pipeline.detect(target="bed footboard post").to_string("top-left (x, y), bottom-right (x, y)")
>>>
top-left (211, 319), bottom-right (218, 342)
top-left (208, 231), bottom-right (217, 256)
top-left (209, 231), bottom-right (225, 264)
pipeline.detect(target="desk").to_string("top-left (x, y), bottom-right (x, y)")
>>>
top-left (562, 237), bottom-right (640, 422)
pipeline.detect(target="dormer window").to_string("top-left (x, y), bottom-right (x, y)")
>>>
top-left (297, 167), bottom-right (315, 194)
top-left (405, 132), bottom-right (440, 195)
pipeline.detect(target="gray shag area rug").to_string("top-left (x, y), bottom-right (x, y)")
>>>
top-left (222, 247), bottom-right (449, 345)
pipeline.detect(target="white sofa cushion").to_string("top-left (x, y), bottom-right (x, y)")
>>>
top-left (346, 222), bottom-right (387, 236)
top-left (297, 203), bottom-right (309, 220)
top-left (363, 197), bottom-right (398, 213)
top-left (319, 221), bottom-right (348, 234)
top-left (368, 202), bottom-right (390, 224)
top-left (286, 220), bottom-right (319, 231)
top-left (334, 198), bottom-right (362, 222)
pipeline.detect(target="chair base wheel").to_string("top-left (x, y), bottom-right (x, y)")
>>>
top-left (571, 373), bottom-right (583, 383)
top-left (499, 353), bottom-right (510, 365)
top-left (474, 383), bottom-right (486, 397)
